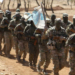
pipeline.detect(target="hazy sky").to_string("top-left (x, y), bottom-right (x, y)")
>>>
top-left (0, 0), bottom-right (3, 2)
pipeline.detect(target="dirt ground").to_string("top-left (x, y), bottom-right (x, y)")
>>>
top-left (0, 0), bottom-right (74, 75)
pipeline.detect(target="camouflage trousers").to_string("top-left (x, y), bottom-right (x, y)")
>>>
top-left (0, 32), bottom-right (4, 54)
top-left (28, 42), bottom-right (39, 65)
top-left (13, 36), bottom-right (18, 57)
top-left (51, 48), bottom-right (66, 75)
top-left (37, 45), bottom-right (51, 70)
top-left (69, 51), bottom-right (75, 75)
top-left (3, 32), bottom-right (13, 56)
top-left (65, 47), bottom-right (68, 61)
top-left (18, 40), bottom-right (28, 60)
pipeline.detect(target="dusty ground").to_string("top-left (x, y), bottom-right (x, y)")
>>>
top-left (0, 0), bottom-right (74, 75)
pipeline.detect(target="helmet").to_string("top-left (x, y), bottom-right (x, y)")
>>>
top-left (16, 9), bottom-right (20, 12)
top-left (63, 13), bottom-right (68, 17)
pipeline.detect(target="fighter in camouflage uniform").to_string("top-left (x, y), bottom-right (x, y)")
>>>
top-left (61, 13), bottom-right (72, 61)
top-left (66, 33), bottom-right (75, 75)
top-left (35, 29), bottom-right (51, 74)
top-left (62, 13), bottom-right (72, 29)
top-left (49, 14), bottom-right (56, 28)
top-left (66, 15), bottom-right (75, 36)
top-left (0, 10), bottom-right (11, 56)
top-left (0, 10), bottom-right (4, 55)
top-left (24, 21), bottom-right (39, 67)
top-left (46, 18), bottom-right (68, 75)
top-left (8, 12), bottom-right (21, 58)
top-left (14, 17), bottom-right (27, 62)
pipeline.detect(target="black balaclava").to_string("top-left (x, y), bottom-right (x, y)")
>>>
top-left (63, 17), bottom-right (68, 23)
top-left (51, 14), bottom-right (56, 23)
top-left (55, 18), bottom-right (61, 31)
top-left (15, 14), bottom-right (20, 21)
top-left (6, 10), bottom-right (11, 20)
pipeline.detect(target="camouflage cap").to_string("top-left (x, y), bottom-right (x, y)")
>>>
top-left (0, 10), bottom-right (3, 14)
top-left (15, 12), bottom-right (20, 15)
top-left (16, 9), bottom-right (20, 12)
top-left (55, 18), bottom-right (61, 23)
top-left (63, 13), bottom-right (68, 17)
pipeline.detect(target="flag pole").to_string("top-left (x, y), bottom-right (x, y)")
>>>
top-left (41, 1), bottom-right (47, 31)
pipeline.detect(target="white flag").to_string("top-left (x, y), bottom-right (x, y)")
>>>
top-left (32, 8), bottom-right (46, 29)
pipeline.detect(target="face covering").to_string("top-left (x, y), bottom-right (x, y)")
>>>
top-left (51, 16), bottom-right (56, 23)
top-left (63, 17), bottom-right (68, 23)
top-left (56, 22), bottom-right (61, 30)
top-left (7, 14), bottom-right (11, 20)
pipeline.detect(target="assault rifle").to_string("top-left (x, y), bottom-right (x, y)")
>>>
top-left (52, 33), bottom-right (67, 42)
top-left (70, 28), bottom-right (75, 33)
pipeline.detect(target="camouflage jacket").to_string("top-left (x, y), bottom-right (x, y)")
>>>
top-left (61, 20), bottom-right (72, 29)
top-left (66, 33), bottom-right (75, 52)
top-left (46, 26), bottom-right (68, 50)
top-left (8, 19), bottom-right (20, 35)
top-left (66, 24), bottom-right (75, 36)
top-left (49, 21), bottom-right (55, 28)
top-left (14, 23), bottom-right (26, 40)
top-left (0, 17), bottom-right (10, 32)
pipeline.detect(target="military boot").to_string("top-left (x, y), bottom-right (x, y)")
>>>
top-left (23, 59), bottom-right (25, 63)
top-left (42, 67), bottom-right (48, 75)
top-left (0, 50), bottom-right (2, 55)
top-left (29, 62), bottom-right (32, 67)
top-left (17, 56), bottom-right (21, 62)
top-left (37, 65), bottom-right (41, 73)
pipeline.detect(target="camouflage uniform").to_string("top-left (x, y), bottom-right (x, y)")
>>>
top-left (61, 13), bottom-right (72, 61)
top-left (46, 18), bottom-right (68, 75)
top-left (24, 21), bottom-right (39, 67)
top-left (0, 16), bottom-right (11, 56)
top-left (14, 18), bottom-right (28, 62)
top-left (66, 15), bottom-right (75, 36)
top-left (66, 34), bottom-right (75, 75)
top-left (36, 34), bottom-right (51, 74)
top-left (0, 10), bottom-right (4, 54)
top-left (9, 16), bottom-right (20, 58)
top-left (66, 24), bottom-right (75, 36)
top-left (1, 10), bottom-right (13, 56)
